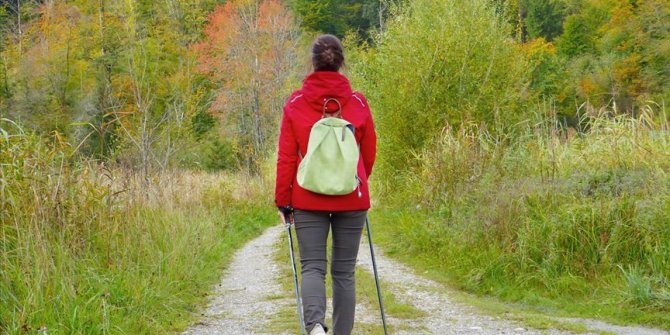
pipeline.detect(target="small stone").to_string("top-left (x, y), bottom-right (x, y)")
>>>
top-left (469, 326), bottom-right (483, 331)
top-left (514, 327), bottom-right (526, 332)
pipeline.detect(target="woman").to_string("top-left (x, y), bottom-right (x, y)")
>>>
top-left (275, 34), bottom-right (377, 335)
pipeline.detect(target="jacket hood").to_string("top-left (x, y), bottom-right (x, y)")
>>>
top-left (301, 71), bottom-right (353, 114)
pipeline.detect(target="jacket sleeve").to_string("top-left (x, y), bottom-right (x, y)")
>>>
top-left (275, 104), bottom-right (298, 207)
top-left (360, 101), bottom-right (377, 178)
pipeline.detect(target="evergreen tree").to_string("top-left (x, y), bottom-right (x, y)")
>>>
top-left (521, 0), bottom-right (566, 41)
top-left (292, 0), bottom-right (388, 38)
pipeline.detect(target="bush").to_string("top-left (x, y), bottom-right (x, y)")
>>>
top-left (350, 0), bottom-right (530, 174)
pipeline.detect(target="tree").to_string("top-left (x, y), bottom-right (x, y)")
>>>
top-left (521, 0), bottom-right (566, 41)
top-left (556, 13), bottom-right (598, 57)
top-left (602, 0), bottom-right (670, 110)
top-left (0, 5), bottom-right (9, 98)
top-left (292, 0), bottom-right (396, 39)
top-left (293, 0), bottom-right (347, 36)
top-left (161, 0), bottom-right (222, 44)
top-left (102, 0), bottom-right (210, 177)
top-left (0, 0), bottom-right (227, 172)
top-left (193, 0), bottom-right (301, 173)
top-left (353, 0), bottom-right (529, 173)
top-left (7, 2), bottom-right (87, 131)
top-left (554, 0), bottom-right (670, 112)
top-left (1, 0), bottom-right (40, 104)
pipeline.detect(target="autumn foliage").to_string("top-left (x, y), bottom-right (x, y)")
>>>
top-left (193, 0), bottom-right (301, 172)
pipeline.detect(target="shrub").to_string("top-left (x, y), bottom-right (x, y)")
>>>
top-left (350, 0), bottom-right (530, 175)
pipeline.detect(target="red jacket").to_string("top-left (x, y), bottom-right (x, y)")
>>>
top-left (275, 71), bottom-right (377, 211)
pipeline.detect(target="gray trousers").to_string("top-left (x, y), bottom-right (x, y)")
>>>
top-left (293, 209), bottom-right (367, 335)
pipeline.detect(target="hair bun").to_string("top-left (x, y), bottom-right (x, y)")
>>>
top-left (322, 49), bottom-right (335, 65)
top-left (312, 34), bottom-right (344, 71)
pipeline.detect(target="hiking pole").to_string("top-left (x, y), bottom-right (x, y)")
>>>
top-left (284, 213), bottom-right (306, 335)
top-left (365, 216), bottom-right (389, 335)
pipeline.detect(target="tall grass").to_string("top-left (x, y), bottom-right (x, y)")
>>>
top-left (371, 104), bottom-right (670, 327)
top-left (0, 120), bottom-right (275, 334)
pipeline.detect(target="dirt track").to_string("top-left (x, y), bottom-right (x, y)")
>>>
top-left (182, 225), bottom-right (669, 335)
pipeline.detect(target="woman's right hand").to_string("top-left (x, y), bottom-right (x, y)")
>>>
top-left (278, 206), bottom-right (294, 225)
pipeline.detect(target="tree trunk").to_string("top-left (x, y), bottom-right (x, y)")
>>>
top-left (98, 0), bottom-right (113, 157)
top-left (379, 0), bottom-right (385, 31)
top-left (17, 0), bottom-right (22, 55)
top-left (62, 25), bottom-right (71, 107)
top-left (252, 84), bottom-right (262, 162)
top-left (518, 0), bottom-right (527, 44)
top-left (2, 54), bottom-right (9, 95)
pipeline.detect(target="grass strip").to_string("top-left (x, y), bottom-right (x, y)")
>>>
top-left (1, 174), bottom-right (275, 334)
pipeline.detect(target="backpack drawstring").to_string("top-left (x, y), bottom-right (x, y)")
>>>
top-left (357, 176), bottom-right (362, 198)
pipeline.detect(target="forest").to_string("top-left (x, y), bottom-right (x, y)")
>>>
top-left (1, 0), bottom-right (669, 333)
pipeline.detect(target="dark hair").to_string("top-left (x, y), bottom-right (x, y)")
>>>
top-left (312, 34), bottom-right (344, 72)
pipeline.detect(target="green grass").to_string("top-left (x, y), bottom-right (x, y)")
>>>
top-left (1, 198), bottom-right (275, 334)
top-left (370, 194), bottom-right (670, 329)
top-left (369, 110), bottom-right (670, 330)
top-left (1, 126), bottom-right (277, 334)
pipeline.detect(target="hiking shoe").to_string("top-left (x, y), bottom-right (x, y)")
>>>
top-left (309, 323), bottom-right (326, 335)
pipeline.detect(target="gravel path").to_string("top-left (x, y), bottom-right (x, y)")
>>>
top-left (183, 225), bottom-right (669, 335)
top-left (356, 241), bottom-right (579, 335)
top-left (182, 225), bottom-right (292, 335)
top-left (556, 318), bottom-right (669, 335)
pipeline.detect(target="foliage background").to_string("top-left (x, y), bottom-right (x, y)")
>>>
top-left (1, 0), bottom-right (669, 332)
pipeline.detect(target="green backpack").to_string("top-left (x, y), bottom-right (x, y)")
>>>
top-left (297, 98), bottom-right (360, 196)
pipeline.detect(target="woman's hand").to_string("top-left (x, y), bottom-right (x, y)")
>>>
top-left (278, 206), bottom-right (294, 225)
